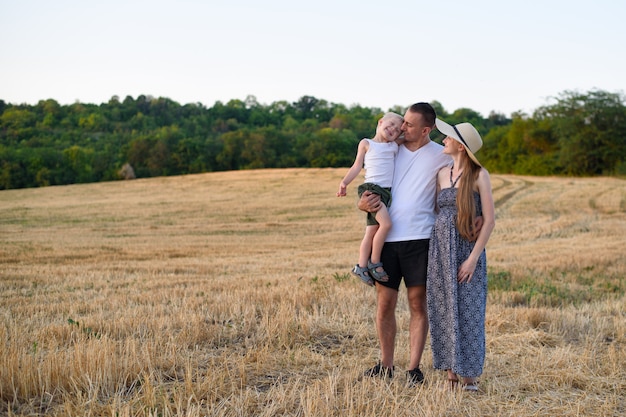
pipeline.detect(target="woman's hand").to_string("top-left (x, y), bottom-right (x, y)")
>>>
top-left (457, 258), bottom-right (477, 283)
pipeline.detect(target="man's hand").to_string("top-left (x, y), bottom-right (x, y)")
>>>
top-left (357, 190), bottom-right (382, 213)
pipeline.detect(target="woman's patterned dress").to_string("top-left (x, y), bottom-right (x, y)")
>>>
top-left (427, 183), bottom-right (487, 378)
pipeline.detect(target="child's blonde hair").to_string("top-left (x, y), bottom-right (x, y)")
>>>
top-left (382, 112), bottom-right (403, 121)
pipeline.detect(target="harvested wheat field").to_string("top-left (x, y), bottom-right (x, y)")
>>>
top-left (1, 168), bottom-right (625, 417)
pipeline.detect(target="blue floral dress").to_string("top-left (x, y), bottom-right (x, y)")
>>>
top-left (427, 178), bottom-right (487, 378)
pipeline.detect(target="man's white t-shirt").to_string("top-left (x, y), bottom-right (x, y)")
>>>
top-left (386, 141), bottom-right (451, 242)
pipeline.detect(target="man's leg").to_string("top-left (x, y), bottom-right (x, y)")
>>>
top-left (407, 284), bottom-right (428, 370)
top-left (376, 284), bottom-right (398, 369)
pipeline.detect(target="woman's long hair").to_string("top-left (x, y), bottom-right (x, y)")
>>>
top-left (456, 154), bottom-right (481, 241)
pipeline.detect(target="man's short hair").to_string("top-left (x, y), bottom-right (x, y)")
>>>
top-left (408, 102), bottom-right (436, 127)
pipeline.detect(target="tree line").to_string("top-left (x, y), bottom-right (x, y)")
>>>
top-left (1, 89), bottom-right (624, 190)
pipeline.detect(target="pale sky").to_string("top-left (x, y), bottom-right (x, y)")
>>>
top-left (1, 0), bottom-right (624, 117)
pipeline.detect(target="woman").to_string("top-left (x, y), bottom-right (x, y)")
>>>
top-left (427, 118), bottom-right (496, 392)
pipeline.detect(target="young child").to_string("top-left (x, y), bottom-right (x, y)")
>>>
top-left (337, 112), bottom-right (404, 286)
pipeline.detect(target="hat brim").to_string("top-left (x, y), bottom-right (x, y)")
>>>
top-left (435, 119), bottom-right (482, 167)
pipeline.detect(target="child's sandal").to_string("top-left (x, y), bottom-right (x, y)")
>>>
top-left (367, 261), bottom-right (389, 282)
top-left (351, 265), bottom-right (374, 287)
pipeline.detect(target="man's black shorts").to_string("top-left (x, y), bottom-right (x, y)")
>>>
top-left (378, 239), bottom-right (429, 290)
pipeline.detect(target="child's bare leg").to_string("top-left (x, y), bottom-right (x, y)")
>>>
top-left (371, 204), bottom-right (391, 265)
top-left (359, 225), bottom-right (378, 267)
top-left (352, 225), bottom-right (377, 286)
top-left (368, 204), bottom-right (391, 282)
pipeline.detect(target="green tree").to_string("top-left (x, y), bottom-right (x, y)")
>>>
top-left (305, 127), bottom-right (357, 167)
top-left (484, 115), bottom-right (558, 175)
top-left (5, 88), bottom-right (626, 190)
top-left (538, 89), bottom-right (626, 175)
top-left (127, 137), bottom-right (153, 178)
top-left (216, 130), bottom-right (246, 170)
top-left (62, 145), bottom-right (95, 183)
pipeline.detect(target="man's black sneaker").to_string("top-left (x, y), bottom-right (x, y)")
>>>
top-left (363, 362), bottom-right (394, 379)
top-left (406, 367), bottom-right (424, 387)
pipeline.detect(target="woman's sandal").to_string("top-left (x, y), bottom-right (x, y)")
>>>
top-left (367, 261), bottom-right (389, 282)
top-left (446, 377), bottom-right (478, 392)
top-left (462, 383), bottom-right (479, 392)
top-left (351, 265), bottom-right (374, 287)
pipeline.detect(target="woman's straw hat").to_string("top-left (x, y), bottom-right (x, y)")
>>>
top-left (435, 118), bottom-right (483, 167)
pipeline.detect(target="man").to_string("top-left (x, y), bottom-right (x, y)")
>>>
top-left (358, 102), bottom-right (450, 386)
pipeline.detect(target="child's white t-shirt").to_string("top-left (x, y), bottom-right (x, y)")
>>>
top-left (363, 139), bottom-right (398, 188)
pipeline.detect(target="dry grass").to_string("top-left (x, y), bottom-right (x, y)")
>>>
top-left (0, 168), bottom-right (624, 417)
